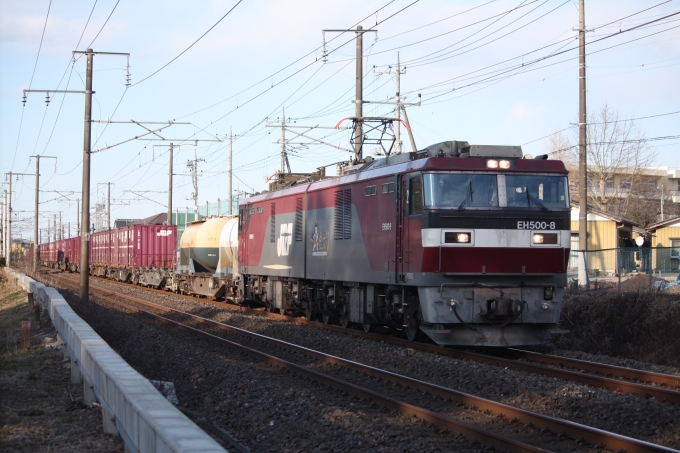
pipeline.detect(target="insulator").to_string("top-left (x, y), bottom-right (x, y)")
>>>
top-left (45, 93), bottom-right (50, 105)
top-left (22, 94), bottom-right (27, 106)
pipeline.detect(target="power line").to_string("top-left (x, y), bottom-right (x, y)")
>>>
top-left (522, 111), bottom-right (680, 146)
top-left (85, 0), bottom-right (118, 48)
top-left (10, 0), bottom-right (53, 172)
top-left (131, 0), bottom-right (244, 86)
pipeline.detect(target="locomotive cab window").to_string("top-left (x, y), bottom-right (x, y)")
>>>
top-left (423, 173), bottom-right (498, 208)
top-left (505, 175), bottom-right (568, 209)
top-left (409, 178), bottom-right (423, 215)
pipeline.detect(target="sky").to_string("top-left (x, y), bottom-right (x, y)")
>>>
top-left (1, 0), bottom-right (679, 241)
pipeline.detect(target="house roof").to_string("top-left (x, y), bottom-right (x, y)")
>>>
top-left (569, 201), bottom-right (639, 226)
top-left (646, 215), bottom-right (680, 232)
top-left (131, 212), bottom-right (168, 225)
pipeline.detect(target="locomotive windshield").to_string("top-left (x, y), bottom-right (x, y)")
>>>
top-left (423, 173), bottom-right (498, 208)
top-left (505, 175), bottom-right (569, 209)
top-left (422, 173), bottom-right (569, 209)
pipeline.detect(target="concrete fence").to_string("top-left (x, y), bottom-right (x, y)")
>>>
top-left (4, 268), bottom-right (225, 453)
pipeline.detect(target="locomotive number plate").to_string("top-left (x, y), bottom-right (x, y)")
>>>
top-left (517, 221), bottom-right (556, 230)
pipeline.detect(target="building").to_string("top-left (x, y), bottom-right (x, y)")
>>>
top-left (646, 216), bottom-right (680, 272)
top-left (569, 202), bottom-right (640, 274)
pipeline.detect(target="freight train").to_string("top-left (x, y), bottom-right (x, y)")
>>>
top-left (36, 140), bottom-right (570, 347)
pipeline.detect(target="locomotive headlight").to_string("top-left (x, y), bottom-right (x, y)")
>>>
top-left (499, 160), bottom-right (511, 169)
top-left (533, 233), bottom-right (558, 244)
top-left (444, 232), bottom-right (472, 244)
top-left (486, 159), bottom-right (499, 168)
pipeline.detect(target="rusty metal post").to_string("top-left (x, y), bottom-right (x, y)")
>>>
top-left (20, 321), bottom-right (31, 350)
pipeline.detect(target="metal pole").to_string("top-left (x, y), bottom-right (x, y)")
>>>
top-left (394, 52), bottom-right (401, 155)
top-left (77, 198), bottom-right (80, 236)
top-left (577, 0), bottom-right (589, 288)
top-left (168, 143), bottom-right (173, 225)
top-left (193, 150), bottom-right (198, 221)
top-left (661, 185), bottom-right (664, 221)
top-left (1, 191), bottom-right (5, 259)
top-left (54, 214), bottom-right (57, 242)
top-left (206, 200), bottom-right (209, 218)
top-left (68, 222), bottom-right (70, 238)
top-left (175, 208), bottom-right (178, 227)
top-left (229, 127), bottom-right (233, 215)
top-left (217, 198), bottom-right (221, 216)
top-left (400, 105), bottom-right (418, 152)
top-left (7, 172), bottom-right (12, 265)
top-left (107, 182), bottom-right (111, 230)
top-left (280, 108), bottom-right (286, 173)
top-left (33, 156), bottom-right (39, 271)
top-left (185, 206), bottom-right (188, 226)
top-left (1, 196), bottom-right (4, 260)
top-left (355, 25), bottom-right (363, 162)
top-left (59, 212), bottom-right (62, 240)
top-left (80, 49), bottom-right (94, 303)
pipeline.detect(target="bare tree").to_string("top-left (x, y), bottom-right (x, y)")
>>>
top-left (547, 103), bottom-right (657, 218)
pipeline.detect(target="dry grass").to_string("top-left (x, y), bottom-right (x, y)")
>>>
top-left (551, 288), bottom-right (680, 367)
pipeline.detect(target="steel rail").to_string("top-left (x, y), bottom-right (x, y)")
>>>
top-left (43, 272), bottom-right (680, 453)
top-left (47, 276), bottom-right (548, 453)
top-left (506, 349), bottom-right (680, 389)
top-left (44, 269), bottom-right (680, 405)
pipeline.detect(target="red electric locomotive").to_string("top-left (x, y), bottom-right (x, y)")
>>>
top-left (238, 141), bottom-right (570, 346)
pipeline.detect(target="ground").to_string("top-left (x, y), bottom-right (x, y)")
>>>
top-left (0, 271), bottom-right (125, 453)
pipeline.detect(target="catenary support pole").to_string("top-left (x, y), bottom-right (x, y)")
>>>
top-left (7, 173), bottom-right (12, 265)
top-left (400, 105), bottom-right (417, 152)
top-left (395, 52), bottom-right (401, 155)
top-left (80, 49), bottom-right (94, 303)
top-left (54, 214), bottom-right (57, 242)
top-left (107, 182), bottom-right (110, 230)
top-left (577, 0), bottom-right (589, 288)
top-left (168, 143), bottom-right (173, 225)
top-left (76, 198), bottom-right (80, 236)
top-left (34, 156), bottom-right (39, 270)
top-left (229, 127), bottom-right (233, 215)
top-left (280, 109), bottom-right (286, 174)
top-left (355, 26), bottom-right (363, 162)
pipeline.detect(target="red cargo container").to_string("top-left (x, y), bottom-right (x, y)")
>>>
top-left (131, 224), bottom-right (176, 268)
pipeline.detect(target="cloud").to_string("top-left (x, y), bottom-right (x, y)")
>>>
top-left (510, 101), bottom-right (548, 121)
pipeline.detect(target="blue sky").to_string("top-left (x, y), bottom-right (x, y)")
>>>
top-left (1, 0), bottom-right (679, 240)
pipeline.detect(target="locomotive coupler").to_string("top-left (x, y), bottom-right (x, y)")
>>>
top-left (484, 297), bottom-right (523, 321)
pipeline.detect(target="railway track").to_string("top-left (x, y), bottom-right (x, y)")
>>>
top-left (38, 270), bottom-right (680, 453)
top-left (42, 267), bottom-right (680, 405)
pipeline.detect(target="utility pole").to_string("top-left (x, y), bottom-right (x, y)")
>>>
top-left (322, 26), bottom-right (377, 162)
top-left (280, 108), bottom-right (287, 173)
top-left (186, 150), bottom-right (205, 221)
top-left (355, 25), bottom-right (364, 161)
top-left (59, 212), bottom-right (62, 240)
top-left (168, 143), bottom-right (173, 225)
top-left (6, 173), bottom-right (11, 265)
top-left (77, 198), bottom-right (80, 236)
top-left (107, 182), bottom-right (111, 230)
top-left (1, 191), bottom-right (5, 260)
top-left (54, 214), bottom-right (57, 242)
top-left (577, 0), bottom-right (590, 288)
top-left (30, 155), bottom-right (57, 271)
top-left (395, 52), bottom-right (403, 154)
top-left (229, 127), bottom-right (233, 215)
top-left (24, 48), bottom-right (130, 303)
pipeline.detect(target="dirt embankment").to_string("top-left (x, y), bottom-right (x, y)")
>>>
top-left (551, 288), bottom-right (680, 367)
top-left (0, 271), bottom-right (124, 453)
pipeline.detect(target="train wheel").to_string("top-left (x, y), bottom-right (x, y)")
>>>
top-left (405, 314), bottom-right (421, 342)
top-left (341, 310), bottom-right (350, 329)
top-left (362, 322), bottom-right (374, 333)
top-left (305, 306), bottom-right (314, 321)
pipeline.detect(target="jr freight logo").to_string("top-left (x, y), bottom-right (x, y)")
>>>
top-left (157, 230), bottom-right (173, 236)
top-left (277, 223), bottom-right (293, 256)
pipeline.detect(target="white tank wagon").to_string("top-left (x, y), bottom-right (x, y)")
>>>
top-left (168, 215), bottom-right (241, 300)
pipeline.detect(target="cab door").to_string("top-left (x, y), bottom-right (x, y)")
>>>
top-left (397, 173), bottom-right (423, 282)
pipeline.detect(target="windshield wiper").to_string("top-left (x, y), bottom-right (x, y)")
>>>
top-left (525, 186), bottom-right (551, 212)
top-left (458, 179), bottom-right (474, 211)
